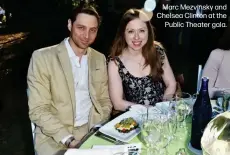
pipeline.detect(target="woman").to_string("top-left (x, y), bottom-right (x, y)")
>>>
top-left (108, 9), bottom-right (176, 111)
top-left (202, 49), bottom-right (230, 98)
top-left (202, 25), bottom-right (230, 98)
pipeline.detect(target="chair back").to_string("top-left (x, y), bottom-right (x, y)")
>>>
top-left (176, 74), bottom-right (184, 95)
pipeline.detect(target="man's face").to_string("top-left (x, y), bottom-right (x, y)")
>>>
top-left (68, 13), bottom-right (98, 50)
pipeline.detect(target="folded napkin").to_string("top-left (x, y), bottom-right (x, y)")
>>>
top-left (93, 143), bottom-right (142, 155)
top-left (65, 149), bottom-right (114, 155)
top-left (129, 104), bottom-right (170, 123)
top-left (129, 104), bottom-right (147, 114)
top-left (129, 104), bottom-right (162, 115)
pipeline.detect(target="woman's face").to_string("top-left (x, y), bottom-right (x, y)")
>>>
top-left (124, 18), bottom-right (148, 52)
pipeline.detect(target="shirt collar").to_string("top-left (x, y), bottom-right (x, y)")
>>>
top-left (65, 37), bottom-right (77, 59)
top-left (64, 37), bottom-right (88, 59)
top-left (64, 38), bottom-right (88, 68)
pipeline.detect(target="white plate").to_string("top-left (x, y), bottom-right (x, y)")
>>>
top-left (99, 111), bottom-right (141, 142)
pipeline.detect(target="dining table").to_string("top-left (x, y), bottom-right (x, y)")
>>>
top-left (60, 100), bottom-right (218, 155)
top-left (79, 120), bottom-right (194, 155)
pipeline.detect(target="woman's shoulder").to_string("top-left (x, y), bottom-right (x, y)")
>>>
top-left (208, 49), bottom-right (226, 61)
top-left (210, 48), bottom-right (229, 56)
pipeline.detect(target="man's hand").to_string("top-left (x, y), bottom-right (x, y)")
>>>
top-left (64, 136), bottom-right (79, 148)
top-left (68, 139), bottom-right (79, 148)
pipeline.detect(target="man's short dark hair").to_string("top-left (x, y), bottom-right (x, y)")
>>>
top-left (69, 3), bottom-right (101, 25)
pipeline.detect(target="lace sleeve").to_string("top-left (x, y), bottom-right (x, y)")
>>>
top-left (106, 56), bottom-right (120, 66)
top-left (155, 44), bottom-right (166, 65)
top-left (106, 55), bottom-right (112, 66)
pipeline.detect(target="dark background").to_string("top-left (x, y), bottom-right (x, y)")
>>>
top-left (0, 0), bottom-right (229, 154)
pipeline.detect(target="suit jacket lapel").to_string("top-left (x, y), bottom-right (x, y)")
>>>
top-left (57, 41), bottom-right (76, 114)
top-left (87, 48), bottom-right (101, 113)
top-left (87, 48), bottom-right (96, 95)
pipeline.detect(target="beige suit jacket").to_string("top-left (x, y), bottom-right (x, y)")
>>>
top-left (27, 40), bottom-right (112, 155)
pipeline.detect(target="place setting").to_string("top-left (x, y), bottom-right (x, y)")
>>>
top-left (64, 90), bottom-right (230, 155)
top-left (80, 92), bottom-right (196, 155)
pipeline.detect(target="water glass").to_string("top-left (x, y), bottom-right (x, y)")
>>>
top-left (175, 92), bottom-right (193, 128)
top-left (164, 110), bottom-right (177, 142)
top-left (140, 114), bottom-right (168, 155)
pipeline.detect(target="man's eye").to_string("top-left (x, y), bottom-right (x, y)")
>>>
top-left (78, 27), bottom-right (84, 30)
top-left (90, 29), bottom-right (97, 33)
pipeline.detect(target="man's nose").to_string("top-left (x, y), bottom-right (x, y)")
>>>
top-left (83, 30), bottom-right (89, 39)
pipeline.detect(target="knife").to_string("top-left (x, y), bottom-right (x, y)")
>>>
top-left (95, 131), bottom-right (128, 145)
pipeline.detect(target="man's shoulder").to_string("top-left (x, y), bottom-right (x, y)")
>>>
top-left (89, 47), bottom-right (105, 58)
top-left (32, 44), bottom-right (59, 58)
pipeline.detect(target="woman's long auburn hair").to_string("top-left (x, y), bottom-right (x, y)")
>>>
top-left (110, 9), bottom-right (164, 80)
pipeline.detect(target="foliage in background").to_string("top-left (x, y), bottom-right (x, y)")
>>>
top-left (72, 0), bottom-right (98, 8)
top-left (72, 0), bottom-right (81, 7)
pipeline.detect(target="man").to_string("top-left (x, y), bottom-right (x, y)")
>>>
top-left (27, 5), bottom-right (112, 155)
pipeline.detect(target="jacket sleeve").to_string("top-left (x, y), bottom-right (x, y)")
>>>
top-left (27, 51), bottom-right (71, 143)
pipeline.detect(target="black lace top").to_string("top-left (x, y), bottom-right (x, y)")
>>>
top-left (109, 45), bottom-right (166, 106)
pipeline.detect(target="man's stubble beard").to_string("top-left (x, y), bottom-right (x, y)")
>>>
top-left (74, 39), bottom-right (91, 51)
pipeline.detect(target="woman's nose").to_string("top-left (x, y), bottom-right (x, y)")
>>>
top-left (134, 32), bottom-right (140, 40)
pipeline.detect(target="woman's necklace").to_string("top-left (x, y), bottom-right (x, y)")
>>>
top-left (125, 49), bottom-right (144, 68)
top-left (136, 57), bottom-right (144, 68)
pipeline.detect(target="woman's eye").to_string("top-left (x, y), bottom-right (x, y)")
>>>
top-left (140, 29), bottom-right (145, 33)
top-left (128, 30), bottom-right (134, 34)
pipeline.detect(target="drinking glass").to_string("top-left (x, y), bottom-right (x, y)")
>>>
top-left (140, 114), bottom-right (168, 155)
top-left (164, 109), bottom-right (177, 142)
top-left (175, 92), bottom-right (193, 128)
top-left (162, 94), bottom-right (178, 141)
